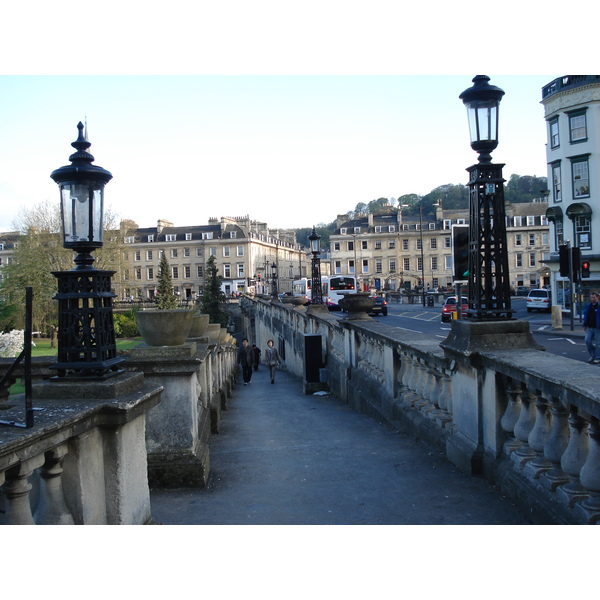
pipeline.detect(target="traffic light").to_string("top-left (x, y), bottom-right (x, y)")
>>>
top-left (572, 247), bottom-right (581, 281)
top-left (559, 244), bottom-right (570, 277)
top-left (582, 260), bottom-right (591, 278)
top-left (452, 225), bottom-right (469, 281)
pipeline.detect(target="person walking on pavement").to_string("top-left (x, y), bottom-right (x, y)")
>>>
top-left (265, 339), bottom-right (281, 384)
top-left (238, 338), bottom-right (254, 384)
top-left (252, 344), bottom-right (261, 371)
top-left (583, 291), bottom-right (600, 364)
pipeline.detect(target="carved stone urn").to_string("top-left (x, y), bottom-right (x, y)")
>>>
top-left (338, 293), bottom-right (374, 320)
top-left (135, 309), bottom-right (194, 346)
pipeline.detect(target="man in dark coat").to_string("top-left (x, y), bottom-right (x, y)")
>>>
top-left (583, 291), bottom-right (600, 364)
top-left (238, 338), bottom-right (254, 384)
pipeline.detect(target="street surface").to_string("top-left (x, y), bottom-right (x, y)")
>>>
top-left (334, 296), bottom-right (589, 363)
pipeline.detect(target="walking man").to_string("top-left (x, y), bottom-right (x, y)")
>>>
top-left (583, 291), bottom-right (600, 364)
top-left (265, 339), bottom-right (281, 384)
top-left (238, 338), bottom-right (254, 384)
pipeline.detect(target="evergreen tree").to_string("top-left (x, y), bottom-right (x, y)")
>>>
top-left (201, 255), bottom-right (229, 326)
top-left (156, 253), bottom-right (178, 309)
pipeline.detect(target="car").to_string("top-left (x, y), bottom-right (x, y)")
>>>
top-left (441, 296), bottom-right (468, 322)
top-left (368, 296), bottom-right (388, 316)
top-left (516, 286), bottom-right (529, 296)
top-left (527, 289), bottom-right (551, 312)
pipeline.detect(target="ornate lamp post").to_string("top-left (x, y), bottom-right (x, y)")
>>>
top-left (308, 226), bottom-right (324, 305)
top-left (271, 262), bottom-right (278, 298)
top-left (49, 122), bottom-right (124, 379)
top-left (459, 75), bottom-right (514, 320)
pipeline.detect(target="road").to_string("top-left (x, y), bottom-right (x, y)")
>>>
top-left (334, 296), bottom-right (590, 364)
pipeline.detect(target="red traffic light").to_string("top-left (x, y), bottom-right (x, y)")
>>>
top-left (582, 261), bottom-right (591, 278)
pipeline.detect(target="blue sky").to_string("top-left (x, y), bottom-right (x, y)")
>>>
top-left (0, 74), bottom-right (556, 232)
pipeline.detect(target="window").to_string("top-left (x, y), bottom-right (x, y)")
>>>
top-left (354, 227), bottom-right (361, 234)
top-left (569, 110), bottom-right (587, 143)
top-left (513, 216), bottom-right (522, 227)
top-left (134, 250), bottom-right (141, 261)
top-left (135, 268), bottom-right (142, 280)
top-left (552, 162), bottom-right (562, 202)
top-left (375, 226), bottom-right (382, 233)
top-left (430, 238), bottom-right (437, 250)
top-left (209, 247), bottom-right (217, 257)
top-left (389, 225), bottom-right (396, 233)
top-left (529, 233), bottom-right (535, 246)
top-left (443, 219), bottom-right (451, 230)
top-left (542, 233), bottom-right (549, 245)
top-left (526, 216), bottom-right (535, 226)
top-left (334, 260), bottom-right (342, 274)
top-left (549, 117), bottom-right (559, 148)
top-left (541, 216), bottom-right (548, 226)
top-left (416, 239), bottom-right (422, 251)
top-left (403, 257), bottom-right (410, 271)
top-left (333, 242), bottom-right (340, 251)
top-left (196, 247), bottom-right (203, 257)
top-left (444, 236), bottom-right (451, 248)
top-left (147, 267), bottom-right (154, 280)
top-left (347, 241), bottom-right (354, 251)
top-left (236, 246), bottom-right (244, 256)
top-left (230, 231), bottom-right (236, 238)
top-left (445, 256), bottom-right (452, 270)
top-left (125, 236), bottom-right (135, 244)
top-left (431, 256), bottom-right (438, 271)
top-left (375, 240), bottom-right (382, 250)
top-left (515, 234), bottom-right (522, 246)
top-left (402, 224), bottom-right (409, 231)
top-left (575, 215), bottom-right (591, 250)
top-left (183, 247), bottom-right (190, 258)
top-left (340, 228), bottom-right (347, 235)
top-left (171, 249), bottom-right (178, 258)
top-left (224, 264), bottom-right (231, 278)
top-left (388, 240), bottom-right (395, 249)
top-left (223, 246), bottom-right (230, 257)
top-left (166, 234), bottom-right (176, 242)
top-left (375, 259), bottom-right (382, 273)
top-left (0, 243), bottom-right (3, 250)
top-left (197, 265), bottom-right (203, 278)
top-left (572, 157), bottom-right (590, 198)
top-left (362, 259), bottom-right (369, 273)
top-left (237, 264), bottom-right (244, 278)
top-left (529, 253), bottom-right (536, 267)
top-left (417, 257), bottom-right (423, 272)
top-left (172, 266), bottom-right (179, 278)
top-left (202, 232), bottom-right (213, 240)
top-left (515, 253), bottom-right (523, 268)
top-left (428, 223), bottom-right (436, 230)
top-left (184, 266), bottom-right (191, 278)
top-left (146, 250), bottom-right (153, 261)
top-left (348, 260), bottom-right (355, 274)
top-left (389, 258), bottom-right (396, 272)
top-left (148, 234), bottom-right (154, 242)
top-left (402, 239), bottom-right (409, 251)
top-left (185, 233), bottom-right (192, 241)
top-left (361, 240), bottom-right (368, 250)
top-left (555, 221), bottom-right (564, 247)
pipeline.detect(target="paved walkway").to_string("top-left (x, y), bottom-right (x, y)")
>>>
top-left (150, 365), bottom-right (530, 525)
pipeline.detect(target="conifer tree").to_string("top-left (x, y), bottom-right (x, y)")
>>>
top-left (201, 255), bottom-right (229, 326)
top-left (156, 253), bottom-right (178, 309)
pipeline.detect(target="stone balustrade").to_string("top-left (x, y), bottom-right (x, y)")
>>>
top-left (240, 295), bottom-right (600, 524)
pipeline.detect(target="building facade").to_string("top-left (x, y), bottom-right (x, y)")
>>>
top-left (330, 202), bottom-right (550, 293)
top-left (120, 216), bottom-right (305, 301)
top-left (541, 75), bottom-right (600, 311)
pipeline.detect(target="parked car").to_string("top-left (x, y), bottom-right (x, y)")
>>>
top-left (441, 296), bottom-right (468, 322)
top-left (527, 289), bottom-right (551, 312)
top-left (516, 286), bottom-right (529, 296)
top-left (368, 296), bottom-right (388, 316)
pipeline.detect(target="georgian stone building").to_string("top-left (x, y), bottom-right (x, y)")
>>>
top-left (541, 75), bottom-right (600, 309)
top-left (330, 201), bottom-right (550, 293)
top-left (119, 215), bottom-right (305, 300)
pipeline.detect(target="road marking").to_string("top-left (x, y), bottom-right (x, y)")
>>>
top-left (547, 337), bottom-right (576, 345)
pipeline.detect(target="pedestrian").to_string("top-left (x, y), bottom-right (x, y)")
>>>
top-left (252, 344), bottom-right (261, 371)
top-left (237, 338), bottom-right (254, 384)
top-left (583, 291), bottom-right (600, 364)
top-left (265, 339), bottom-right (281, 384)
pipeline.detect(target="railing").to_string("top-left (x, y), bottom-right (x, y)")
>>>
top-left (542, 75), bottom-right (600, 100)
top-left (241, 295), bottom-right (600, 524)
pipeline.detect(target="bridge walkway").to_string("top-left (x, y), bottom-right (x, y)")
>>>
top-left (149, 365), bottom-right (529, 525)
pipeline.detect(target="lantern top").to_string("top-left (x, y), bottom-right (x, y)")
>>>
top-left (308, 226), bottom-right (320, 242)
top-left (50, 122), bottom-right (113, 185)
top-left (459, 75), bottom-right (505, 106)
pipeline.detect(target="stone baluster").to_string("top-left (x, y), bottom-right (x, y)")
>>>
top-left (511, 385), bottom-right (537, 466)
top-left (438, 372), bottom-right (453, 415)
top-left (500, 378), bottom-right (522, 455)
top-left (414, 361), bottom-right (428, 399)
top-left (558, 408), bottom-right (590, 508)
top-left (400, 356), bottom-right (420, 408)
top-left (415, 364), bottom-right (436, 412)
top-left (2, 454), bottom-right (45, 524)
top-left (525, 392), bottom-right (553, 478)
top-left (577, 417), bottom-right (600, 523)
top-left (34, 444), bottom-right (75, 525)
top-left (539, 398), bottom-right (570, 491)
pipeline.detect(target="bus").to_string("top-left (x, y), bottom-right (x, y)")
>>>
top-left (328, 275), bottom-right (358, 309)
top-left (292, 277), bottom-right (330, 304)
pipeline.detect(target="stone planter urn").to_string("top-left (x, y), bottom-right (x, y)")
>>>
top-left (135, 309), bottom-right (194, 346)
top-left (338, 293), bottom-right (374, 320)
top-left (282, 296), bottom-right (308, 309)
top-left (206, 323), bottom-right (221, 343)
top-left (188, 313), bottom-right (210, 339)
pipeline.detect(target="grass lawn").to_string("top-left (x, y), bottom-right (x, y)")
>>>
top-left (6, 337), bottom-right (143, 396)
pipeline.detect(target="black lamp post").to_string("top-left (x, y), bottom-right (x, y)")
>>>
top-left (271, 262), bottom-right (278, 298)
top-left (49, 122), bottom-right (124, 379)
top-left (308, 226), bottom-right (324, 305)
top-left (459, 76), bottom-right (514, 320)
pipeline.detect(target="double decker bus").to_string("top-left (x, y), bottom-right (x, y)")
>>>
top-left (292, 276), bottom-right (330, 304)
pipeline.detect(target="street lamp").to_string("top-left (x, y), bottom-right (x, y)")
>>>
top-left (49, 122), bottom-right (124, 378)
top-left (459, 76), bottom-right (514, 320)
top-left (308, 226), bottom-right (324, 305)
top-left (271, 262), bottom-right (278, 298)
top-left (418, 204), bottom-right (425, 306)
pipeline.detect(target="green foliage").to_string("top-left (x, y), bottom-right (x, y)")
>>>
top-left (113, 309), bottom-right (140, 338)
top-left (504, 174), bottom-right (549, 204)
top-left (200, 255), bottom-right (229, 326)
top-left (155, 253), bottom-right (179, 309)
